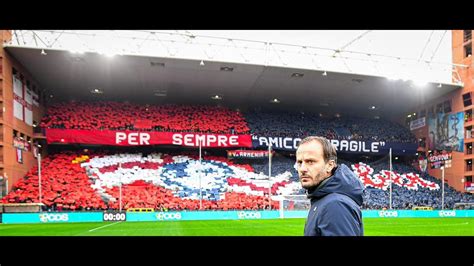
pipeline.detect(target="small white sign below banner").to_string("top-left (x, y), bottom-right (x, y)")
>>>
top-left (410, 117), bottom-right (426, 131)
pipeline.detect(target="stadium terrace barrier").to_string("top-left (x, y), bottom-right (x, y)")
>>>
top-left (2, 210), bottom-right (474, 224)
top-left (412, 206), bottom-right (434, 211)
top-left (127, 208), bottom-right (154, 212)
top-left (0, 203), bottom-right (43, 213)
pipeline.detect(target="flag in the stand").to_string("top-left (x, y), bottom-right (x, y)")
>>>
top-left (16, 148), bottom-right (23, 164)
top-left (419, 159), bottom-right (427, 172)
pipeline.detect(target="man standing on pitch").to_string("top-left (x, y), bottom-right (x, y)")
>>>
top-left (296, 136), bottom-right (364, 236)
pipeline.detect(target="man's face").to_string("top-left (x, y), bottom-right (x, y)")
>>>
top-left (296, 141), bottom-right (334, 189)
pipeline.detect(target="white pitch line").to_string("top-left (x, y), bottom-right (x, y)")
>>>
top-left (88, 221), bottom-right (122, 232)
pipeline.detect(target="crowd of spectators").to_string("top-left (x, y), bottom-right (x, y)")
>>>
top-left (245, 109), bottom-right (417, 143)
top-left (40, 101), bottom-right (417, 143)
top-left (40, 101), bottom-right (250, 134)
top-left (2, 149), bottom-right (472, 210)
top-left (348, 159), bottom-right (473, 209)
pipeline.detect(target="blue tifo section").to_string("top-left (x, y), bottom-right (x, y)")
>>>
top-left (2, 210), bottom-right (474, 224)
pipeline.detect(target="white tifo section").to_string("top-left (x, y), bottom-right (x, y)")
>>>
top-left (82, 153), bottom-right (164, 187)
top-left (83, 153), bottom-right (164, 168)
top-left (81, 153), bottom-right (302, 201)
top-left (351, 162), bottom-right (440, 191)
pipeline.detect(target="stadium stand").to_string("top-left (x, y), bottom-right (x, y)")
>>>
top-left (2, 148), bottom-right (471, 211)
top-left (41, 101), bottom-right (419, 143)
top-left (1, 150), bottom-right (298, 210)
top-left (0, 152), bottom-right (107, 211)
top-left (1, 101), bottom-right (472, 211)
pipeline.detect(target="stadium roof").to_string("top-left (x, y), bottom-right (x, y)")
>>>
top-left (4, 46), bottom-right (462, 119)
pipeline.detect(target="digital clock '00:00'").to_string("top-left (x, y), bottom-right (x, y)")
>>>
top-left (103, 212), bottom-right (126, 222)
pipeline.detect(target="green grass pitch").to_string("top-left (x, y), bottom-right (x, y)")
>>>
top-left (0, 218), bottom-right (472, 236)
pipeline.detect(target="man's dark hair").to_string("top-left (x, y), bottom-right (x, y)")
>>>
top-left (298, 136), bottom-right (337, 164)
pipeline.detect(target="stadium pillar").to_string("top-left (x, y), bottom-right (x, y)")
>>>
top-left (119, 163), bottom-right (122, 212)
top-left (38, 153), bottom-right (42, 211)
top-left (389, 148), bottom-right (392, 210)
top-left (199, 139), bottom-right (203, 210)
top-left (441, 166), bottom-right (445, 210)
top-left (268, 143), bottom-right (272, 210)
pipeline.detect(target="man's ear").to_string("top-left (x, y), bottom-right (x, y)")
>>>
top-left (327, 160), bottom-right (336, 172)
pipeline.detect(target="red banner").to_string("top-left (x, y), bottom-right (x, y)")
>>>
top-left (46, 129), bottom-right (252, 148)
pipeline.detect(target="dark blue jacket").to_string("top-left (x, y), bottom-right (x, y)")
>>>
top-left (304, 164), bottom-right (364, 236)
